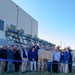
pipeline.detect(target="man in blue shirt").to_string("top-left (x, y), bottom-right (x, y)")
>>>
top-left (7, 45), bottom-right (14, 73)
top-left (52, 47), bottom-right (60, 73)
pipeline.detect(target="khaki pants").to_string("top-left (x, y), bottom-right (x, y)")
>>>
top-left (60, 63), bottom-right (68, 73)
top-left (21, 58), bottom-right (28, 72)
top-left (0, 61), bottom-right (6, 72)
top-left (63, 64), bottom-right (68, 73)
top-left (60, 63), bottom-right (64, 72)
top-left (38, 59), bottom-right (44, 71)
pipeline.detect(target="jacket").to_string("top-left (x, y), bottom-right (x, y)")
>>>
top-left (29, 50), bottom-right (37, 61)
top-left (7, 50), bottom-right (14, 59)
top-left (13, 50), bottom-right (22, 65)
top-left (0, 48), bottom-right (7, 59)
top-left (63, 51), bottom-right (69, 63)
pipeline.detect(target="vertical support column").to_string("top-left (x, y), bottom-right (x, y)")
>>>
top-left (31, 20), bottom-right (33, 35)
top-left (16, 6), bottom-right (19, 29)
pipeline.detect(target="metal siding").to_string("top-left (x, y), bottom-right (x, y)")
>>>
top-left (0, 0), bottom-right (38, 41)
top-left (32, 20), bottom-right (38, 36)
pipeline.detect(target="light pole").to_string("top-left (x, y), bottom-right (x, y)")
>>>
top-left (60, 41), bottom-right (62, 48)
top-left (64, 43), bottom-right (66, 48)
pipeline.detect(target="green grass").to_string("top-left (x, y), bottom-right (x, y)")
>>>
top-left (0, 71), bottom-right (75, 75)
top-left (0, 66), bottom-right (75, 75)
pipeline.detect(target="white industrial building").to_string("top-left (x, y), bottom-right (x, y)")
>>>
top-left (0, 0), bottom-right (38, 46)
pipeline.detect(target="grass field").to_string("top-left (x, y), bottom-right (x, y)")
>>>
top-left (0, 67), bottom-right (75, 75)
top-left (0, 71), bottom-right (75, 75)
top-left (0, 64), bottom-right (75, 75)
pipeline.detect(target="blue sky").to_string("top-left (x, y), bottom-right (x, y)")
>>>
top-left (12, 0), bottom-right (75, 49)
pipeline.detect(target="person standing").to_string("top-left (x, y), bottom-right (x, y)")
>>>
top-left (7, 45), bottom-right (14, 73)
top-left (60, 48), bottom-right (65, 72)
top-left (38, 45), bottom-right (44, 72)
top-left (0, 45), bottom-right (7, 72)
top-left (47, 47), bottom-right (53, 72)
top-left (21, 45), bottom-right (28, 73)
top-left (14, 47), bottom-right (22, 72)
top-left (62, 48), bottom-right (69, 73)
top-left (33, 42), bottom-right (40, 71)
top-left (52, 47), bottom-right (60, 73)
top-left (68, 46), bottom-right (74, 73)
top-left (29, 47), bottom-right (37, 72)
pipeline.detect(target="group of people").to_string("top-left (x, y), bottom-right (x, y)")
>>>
top-left (52, 46), bottom-right (74, 73)
top-left (0, 43), bottom-right (74, 74)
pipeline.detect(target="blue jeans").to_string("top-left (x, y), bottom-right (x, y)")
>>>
top-left (7, 62), bottom-right (13, 72)
top-left (47, 62), bottom-right (52, 72)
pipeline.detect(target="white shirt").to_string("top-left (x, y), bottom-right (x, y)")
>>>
top-left (21, 49), bottom-right (28, 60)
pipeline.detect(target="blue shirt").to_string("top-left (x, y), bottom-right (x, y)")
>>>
top-left (63, 51), bottom-right (69, 63)
top-left (7, 50), bottom-right (14, 59)
top-left (53, 50), bottom-right (60, 61)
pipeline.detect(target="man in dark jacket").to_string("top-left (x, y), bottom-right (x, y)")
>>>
top-left (21, 45), bottom-right (28, 73)
top-left (68, 46), bottom-right (74, 73)
top-left (14, 47), bottom-right (22, 72)
top-left (0, 45), bottom-right (7, 72)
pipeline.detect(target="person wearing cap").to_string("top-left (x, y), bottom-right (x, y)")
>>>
top-left (67, 46), bottom-right (74, 73)
top-left (38, 45), bottom-right (45, 71)
top-left (47, 47), bottom-right (53, 72)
